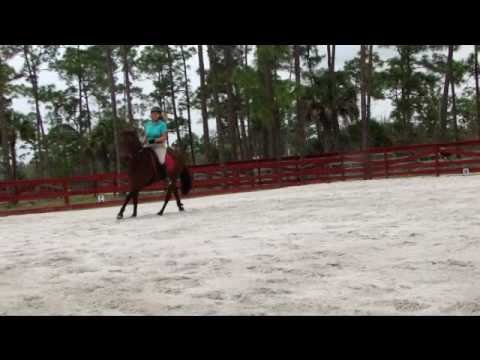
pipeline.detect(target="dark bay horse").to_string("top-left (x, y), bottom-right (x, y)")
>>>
top-left (117, 129), bottom-right (192, 219)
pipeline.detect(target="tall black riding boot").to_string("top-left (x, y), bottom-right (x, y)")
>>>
top-left (158, 162), bottom-right (168, 180)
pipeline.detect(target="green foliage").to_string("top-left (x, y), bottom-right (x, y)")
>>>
top-left (2, 45), bottom-right (480, 180)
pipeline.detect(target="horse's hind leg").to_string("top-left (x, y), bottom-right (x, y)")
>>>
top-left (117, 191), bottom-right (133, 220)
top-left (132, 190), bottom-right (139, 218)
top-left (158, 184), bottom-right (173, 216)
top-left (173, 185), bottom-right (184, 212)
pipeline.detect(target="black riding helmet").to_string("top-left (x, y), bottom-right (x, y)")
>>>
top-left (151, 106), bottom-right (162, 114)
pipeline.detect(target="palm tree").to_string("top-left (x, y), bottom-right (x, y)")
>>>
top-left (0, 112), bottom-right (35, 203)
top-left (304, 69), bottom-right (359, 153)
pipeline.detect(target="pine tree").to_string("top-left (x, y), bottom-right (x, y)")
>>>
top-left (104, 45), bottom-right (121, 174)
top-left (197, 45), bottom-right (211, 162)
top-left (207, 45), bottom-right (226, 164)
top-left (293, 45), bottom-right (305, 157)
top-left (21, 45), bottom-right (58, 177)
top-left (179, 45), bottom-right (196, 164)
top-left (474, 45), bottom-right (480, 138)
top-left (439, 45), bottom-right (455, 141)
top-left (360, 45), bottom-right (368, 150)
top-left (120, 45), bottom-right (135, 126)
top-left (0, 46), bottom-right (18, 180)
top-left (165, 45), bottom-right (182, 147)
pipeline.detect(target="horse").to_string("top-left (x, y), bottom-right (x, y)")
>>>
top-left (116, 129), bottom-right (192, 220)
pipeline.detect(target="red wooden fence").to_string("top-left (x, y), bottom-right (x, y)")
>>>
top-left (2, 139), bottom-right (480, 217)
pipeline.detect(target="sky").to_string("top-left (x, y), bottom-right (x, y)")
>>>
top-left (7, 45), bottom-right (477, 161)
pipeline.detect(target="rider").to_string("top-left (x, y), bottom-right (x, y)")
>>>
top-left (144, 106), bottom-right (169, 179)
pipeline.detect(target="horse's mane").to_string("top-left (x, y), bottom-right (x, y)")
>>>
top-left (121, 129), bottom-right (143, 156)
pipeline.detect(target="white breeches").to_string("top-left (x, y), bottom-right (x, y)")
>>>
top-left (146, 143), bottom-right (167, 164)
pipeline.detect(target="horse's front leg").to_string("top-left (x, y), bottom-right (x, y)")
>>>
top-left (173, 185), bottom-right (184, 212)
top-left (158, 182), bottom-right (173, 216)
top-left (117, 191), bottom-right (134, 220)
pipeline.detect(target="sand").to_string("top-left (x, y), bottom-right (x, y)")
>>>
top-left (1, 175), bottom-right (480, 315)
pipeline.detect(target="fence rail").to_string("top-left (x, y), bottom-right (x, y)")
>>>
top-left (2, 139), bottom-right (480, 217)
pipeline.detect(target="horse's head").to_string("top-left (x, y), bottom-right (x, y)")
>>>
top-left (120, 128), bottom-right (142, 159)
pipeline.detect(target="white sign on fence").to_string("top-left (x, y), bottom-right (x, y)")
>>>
top-left (463, 168), bottom-right (470, 176)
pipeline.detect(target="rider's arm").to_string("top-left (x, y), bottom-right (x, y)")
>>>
top-left (155, 122), bottom-right (168, 144)
top-left (156, 133), bottom-right (168, 144)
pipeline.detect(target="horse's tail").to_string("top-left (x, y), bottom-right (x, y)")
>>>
top-left (180, 166), bottom-right (192, 195)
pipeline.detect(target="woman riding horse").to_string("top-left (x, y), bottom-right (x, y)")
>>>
top-left (143, 107), bottom-right (168, 178)
top-left (116, 107), bottom-right (192, 219)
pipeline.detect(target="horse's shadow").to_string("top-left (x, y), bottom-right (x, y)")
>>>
top-left (116, 208), bottom-right (198, 222)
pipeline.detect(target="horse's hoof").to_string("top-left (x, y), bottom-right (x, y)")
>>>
top-left (131, 215), bottom-right (137, 218)
top-left (117, 214), bottom-right (123, 220)
top-left (158, 212), bottom-right (164, 216)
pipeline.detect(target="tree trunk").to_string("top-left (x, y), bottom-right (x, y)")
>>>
top-left (243, 45), bottom-right (254, 159)
top-left (451, 79), bottom-right (458, 142)
top-left (238, 110), bottom-right (248, 159)
top-left (360, 45), bottom-right (369, 150)
top-left (326, 45), bottom-right (340, 151)
top-left (197, 45), bottom-right (211, 162)
top-left (0, 94), bottom-right (12, 179)
top-left (440, 45), bottom-right (454, 142)
top-left (76, 46), bottom-right (85, 135)
top-left (207, 45), bottom-right (225, 165)
top-left (315, 119), bottom-right (324, 152)
top-left (84, 86), bottom-right (92, 134)
top-left (398, 46), bottom-right (413, 142)
top-left (234, 83), bottom-right (247, 160)
top-left (105, 46), bottom-right (121, 174)
top-left (224, 45), bottom-right (240, 161)
top-left (165, 46), bottom-right (182, 146)
top-left (77, 73), bottom-right (85, 134)
top-left (9, 130), bottom-right (17, 180)
top-left (121, 46), bottom-right (135, 126)
top-left (262, 127), bottom-right (270, 159)
top-left (156, 72), bottom-right (166, 113)
top-left (474, 45), bottom-right (480, 139)
top-left (23, 45), bottom-right (48, 177)
top-left (179, 45), bottom-right (196, 165)
top-left (261, 48), bottom-right (280, 160)
top-left (293, 45), bottom-right (305, 157)
top-left (367, 45), bottom-right (374, 124)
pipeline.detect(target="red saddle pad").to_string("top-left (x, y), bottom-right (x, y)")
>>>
top-left (165, 152), bottom-right (176, 175)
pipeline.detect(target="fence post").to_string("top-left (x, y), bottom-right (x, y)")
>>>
top-left (222, 165), bottom-right (228, 190)
top-left (297, 157), bottom-right (304, 185)
top-left (295, 160), bottom-right (299, 184)
top-left (435, 144), bottom-right (440, 177)
top-left (63, 179), bottom-right (70, 207)
top-left (12, 183), bottom-right (19, 206)
top-left (384, 152), bottom-right (389, 178)
top-left (258, 162), bottom-right (262, 187)
top-left (277, 161), bottom-right (282, 187)
top-left (235, 167), bottom-right (240, 189)
top-left (363, 152), bottom-right (368, 180)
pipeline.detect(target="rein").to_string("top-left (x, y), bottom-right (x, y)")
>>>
top-left (127, 146), bottom-right (159, 180)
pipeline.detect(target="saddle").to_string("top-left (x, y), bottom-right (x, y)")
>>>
top-left (146, 148), bottom-right (176, 180)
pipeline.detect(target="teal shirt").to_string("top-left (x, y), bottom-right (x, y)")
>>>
top-left (144, 120), bottom-right (167, 142)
